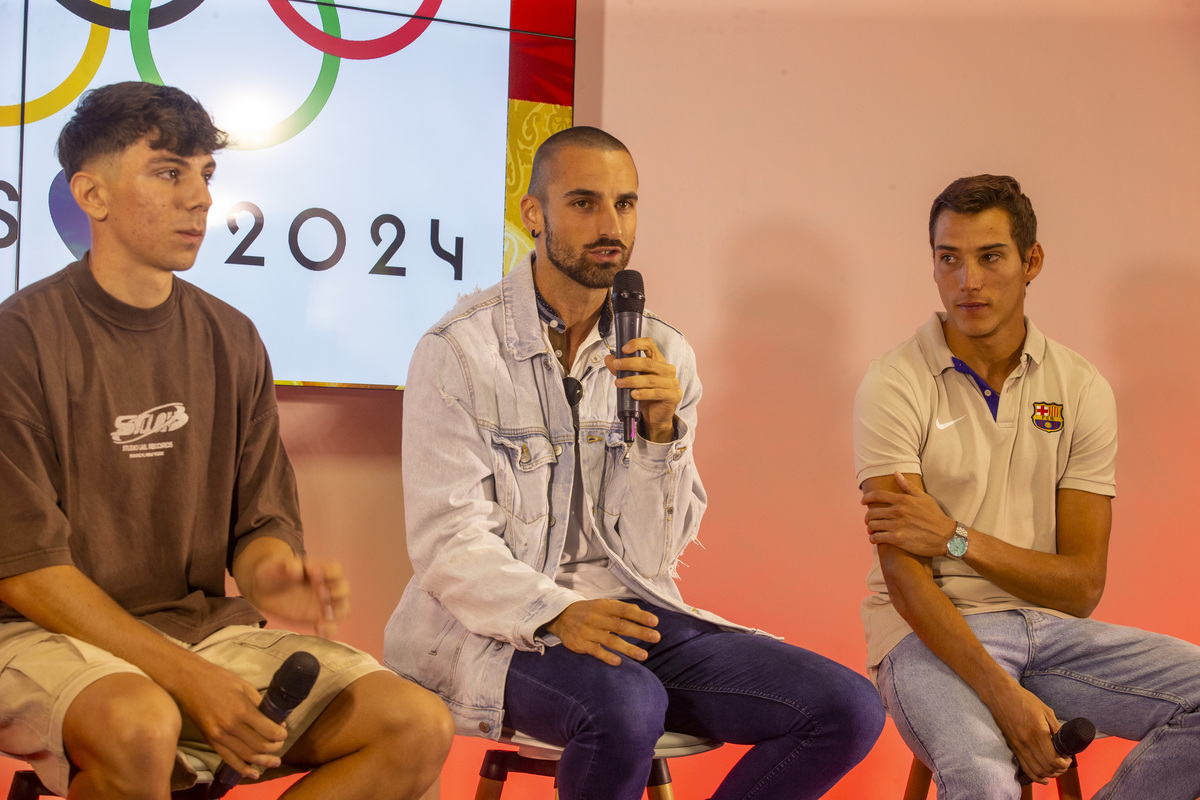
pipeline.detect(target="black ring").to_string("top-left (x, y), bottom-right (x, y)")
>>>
top-left (54, 0), bottom-right (206, 32)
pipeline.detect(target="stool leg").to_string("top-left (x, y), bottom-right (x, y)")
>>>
top-left (900, 753), bottom-right (1081, 800)
top-left (646, 758), bottom-right (675, 800)
top-left (1056, 758), bottom-right (1083, 800)
top-left (8, 771), bottom-right (49, 800)
top-left (475, 750), bottom-right (508, 800)
top-left (473, 777), bottom-right (505, 800)
top-left (647, 784), bottom-right (675, 800)
top-left (475, 748), bottom-right (563, 800)
top-left (902, 757), bottom-right (932, 800)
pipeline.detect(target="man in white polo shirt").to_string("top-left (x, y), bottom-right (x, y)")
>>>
top-left (853, 174), bottom-right (1200, 799)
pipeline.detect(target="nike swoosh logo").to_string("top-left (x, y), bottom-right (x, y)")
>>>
top-left (935, 416), bottom-right (965, 430)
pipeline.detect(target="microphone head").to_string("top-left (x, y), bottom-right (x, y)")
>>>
top-left (612, 269), bottom-right (645, 315)
top-left (1054, 717), bottom-right (1096, 756)
top-left (267, 651), bottom-right (321, 711)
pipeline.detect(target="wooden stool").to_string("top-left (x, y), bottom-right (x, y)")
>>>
top-left (474, 729), bottom-right (722, 800)
top-left (902, 754), bottom-right (1083, 800)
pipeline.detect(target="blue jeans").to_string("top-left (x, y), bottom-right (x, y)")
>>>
top-left (878, 609), bottom-right (1200, 800)
top-left (504, 601), bottom-right (884, 800)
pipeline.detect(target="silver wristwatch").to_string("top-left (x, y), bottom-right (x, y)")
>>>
top-left (947, 521), bottom-right (969, 558)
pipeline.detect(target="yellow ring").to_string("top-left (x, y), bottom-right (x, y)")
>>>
top-left (0, 1), bottom-right (112, 127)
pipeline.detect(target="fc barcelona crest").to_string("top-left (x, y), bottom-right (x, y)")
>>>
top-left (1031, 402), bottom-right (1064, 433)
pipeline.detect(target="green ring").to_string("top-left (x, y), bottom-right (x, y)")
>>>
top-left (129, 0), bottom-right (341, 150)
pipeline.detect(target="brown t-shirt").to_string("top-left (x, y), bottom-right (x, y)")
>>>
top-left (0, 258), bottom-right (305, 643)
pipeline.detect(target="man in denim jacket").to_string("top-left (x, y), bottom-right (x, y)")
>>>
top-left (384, 127), bottom-right (883, 800)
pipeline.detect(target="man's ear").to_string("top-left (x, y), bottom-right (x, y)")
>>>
top-left (1023, 241), bottom-right (1044, 286)
top-left (69, 170), bottom-right (109, 222)
top-left (520, 193), bottom-right (543, 239)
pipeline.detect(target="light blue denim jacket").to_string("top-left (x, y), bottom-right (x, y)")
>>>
top-left (383, 257), bottom-right (753, 738)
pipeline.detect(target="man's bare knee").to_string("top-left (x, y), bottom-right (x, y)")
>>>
top-left (354, 674), bottom-right (453, 796)
top-left (64, 673), bottom-right (180, 799)
top-left (392, 681), bottom-right (455, 758)
top-left (361, 674), bottom-right (453, 754)
top-left (287, 671), bottom-right (452, 792)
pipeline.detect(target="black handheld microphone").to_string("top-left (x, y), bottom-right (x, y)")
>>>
top-left (1016, 717), bottom-right (1096, 786)
top-left (612, 269), bottom-right (645, 443)
top-left (207, 651), bottom-right (321, 799)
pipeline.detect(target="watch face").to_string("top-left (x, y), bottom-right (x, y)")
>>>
top-left (948, 533), bottom-right (968, 558)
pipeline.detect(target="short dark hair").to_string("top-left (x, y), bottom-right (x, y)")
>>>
top-left (929, 175), bottom-right (1037, 261)
top-left (528, 126), bottom-right (631, 201)
top-left (56, 82), bottom-right (227, 178)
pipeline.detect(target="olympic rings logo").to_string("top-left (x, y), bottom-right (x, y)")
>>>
top-left (0, 0), bottom-right (444, 150)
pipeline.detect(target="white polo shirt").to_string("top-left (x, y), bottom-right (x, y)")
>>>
top-left (854, 313), bottom-right (1117, 669)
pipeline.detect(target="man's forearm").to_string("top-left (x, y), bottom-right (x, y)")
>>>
top-left (958, 532), bottom-right (1104, 618)
top-left (0, 565), bottom-right (209, 697)
top-left (231, 534), bottom-right (294, 608)
top-left (865, 475), bottom-right (1108, 619)
top-left (880, 544), bottom-right (1074, 780)
top-left (880, 545), bottom-right (1015, 708)
top-left (961, 489), bottom-right (1109, 618)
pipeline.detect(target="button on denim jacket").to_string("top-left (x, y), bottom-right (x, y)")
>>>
top-left (383, 257), bottom-right (753, 738)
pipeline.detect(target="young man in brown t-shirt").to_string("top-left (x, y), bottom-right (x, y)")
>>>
top-left (0, 82), bottom-right (452, 800)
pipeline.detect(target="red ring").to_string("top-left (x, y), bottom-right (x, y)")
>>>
top-left (267, 0), bottom-right (442, 60)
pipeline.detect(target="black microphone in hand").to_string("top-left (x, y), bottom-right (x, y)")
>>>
top-left (207, 651), bottom-right (321, 799)
top-left (1016, 717), bottom-right (1096, 786)
top-left (612, 269), bottom-right (645, 443)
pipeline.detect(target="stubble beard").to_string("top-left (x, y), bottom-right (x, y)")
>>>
top-left (544, 226), bottom-right (633, 290)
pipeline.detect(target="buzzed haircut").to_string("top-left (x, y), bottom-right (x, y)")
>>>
top-left (56, 81), bottom-right (227, 178)
top-left (528, 126), bottom-right (631, 202)
top-left (929, 175), bottom-right (1038, 261)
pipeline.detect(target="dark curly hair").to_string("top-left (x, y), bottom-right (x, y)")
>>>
top-left (56, 81), bottom-right (227, 178)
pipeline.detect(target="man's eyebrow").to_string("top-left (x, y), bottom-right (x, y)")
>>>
top-left (559, 189), bottom-right (639, 203)
top-left (934, 242), bottom-right (1010, 252)
top-left (147, 154), bottom-right (216, 172)
top-left (147, 154), bottom-right (191, 167)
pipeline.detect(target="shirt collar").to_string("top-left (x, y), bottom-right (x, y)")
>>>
top-left (917, 311), bottom-right (1046, 376)
top-left (532, 261), bottom-right (613, 339)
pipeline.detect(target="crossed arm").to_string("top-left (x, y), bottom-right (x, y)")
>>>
top-left (861, 471), bottom-right (1111, 782)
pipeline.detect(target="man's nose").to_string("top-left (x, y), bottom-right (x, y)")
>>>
top-left (961, 262), bottom-right (983, 291)
top-left (596, 204), bottom-right (623, 240)
top-left (185, 174), bottom-right (212, 213)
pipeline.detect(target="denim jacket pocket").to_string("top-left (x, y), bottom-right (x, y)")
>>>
top-left (491, 431), bottom-right (557, 566)
top-left (386, 586), bottom-right (470, 698)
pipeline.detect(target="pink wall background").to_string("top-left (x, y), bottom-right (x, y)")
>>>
top-left (4, 1), bottom-right (1197, 798)
top-left (559, 2), bottom-right (1200, 796)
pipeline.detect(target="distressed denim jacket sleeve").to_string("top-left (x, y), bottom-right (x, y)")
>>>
top-left (401, 328), bottom-right (584, 649)
top-left (595, 326), bottom-right (706, 589)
